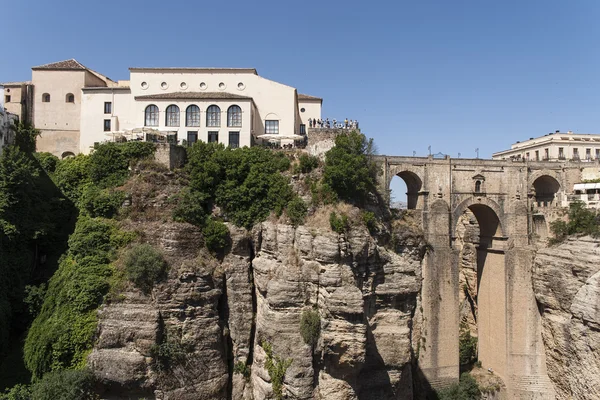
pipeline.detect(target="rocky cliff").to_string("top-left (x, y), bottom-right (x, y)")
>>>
top-left (89, 212), bottom-right (426, 399)
top-left (533, 236), bottom-right (600, 399)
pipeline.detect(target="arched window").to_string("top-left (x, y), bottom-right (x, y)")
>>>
top-left (42, 93), bottom-right (50, 102)
top-left (227, 105), bottom-right (242, 127)
top-left (186, 105), bottom-right (200, 127)
top-left (165, 105), bottom-right (180, 127)
top-left (475, 180), bottom-right (482, 193)
top-left (145, 104), bottom-right (159, 126)
top-left (66, 93), bottom-right (75, 103)
top-left (206, 105), bottom-right (221, 127)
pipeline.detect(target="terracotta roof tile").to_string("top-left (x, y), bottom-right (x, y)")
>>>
top-left (298, 93), bottom-right (322, 101)
top-left (134, 92), bottom-right (252, 101)
top-left (32, 59), bottom-right (87, 70)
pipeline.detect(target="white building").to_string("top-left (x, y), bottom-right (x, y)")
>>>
top-left (0, 88), bottom-right (18, 155)
top-left (3, 60), bottom-right (322, 157)
top-left (493, 130), bottom-right (600, 162)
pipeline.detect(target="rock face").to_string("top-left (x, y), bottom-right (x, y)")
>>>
top-left (90, 219), bottom-right (425, 399)
top-left (533, 236), bottom-right (600, 400)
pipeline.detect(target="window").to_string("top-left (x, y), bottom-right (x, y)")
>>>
top-left (187, 131), bottom-right (198, 145)
top-left (586, 148), bottom-right (591, 160)
top-left (558, 147), bottom-right (564, 159)
top-left (300, 124), bottom-right (306, 135)
top-left (208, 131), bottom-right (219, 143)
top-left (103, 119), bottom-right (111, 132)
top-left (186, 105), bottom-right (200, 127)
top-left (544, 148), bottom-right (549, 160)
top-left (526, 152), bottom-right (530, 160)
top-left (265, 120), bottom-right (279, 134)
top-left (66, 93), bottom-right (75, 103)
top-left (573, 148), bottom-right (579, 159)
top-left (535, 150), bottom-right (539, 161)
top-left (229, 132), bottom-right (240, 148)
top-left (596, 149), bottom-right (600, 159)
top-left (227, 105), bottom-right (242, 127)
top-left (42, 93), bottom-right (50, 102)
top-left (145, 104), bottom-right (159, 126)
top-left (165, 105), bottom-right (180, 127)
top-left (167, 132), bottom-right (178, 144)
top-left (104, 102), bottom-right (112, 114)
top-left (206, 105), bottom-right (221, 127)
top-left (475, 180), bottom-right (481, 193)
top-left (5, 95), bottom-right (10, 103)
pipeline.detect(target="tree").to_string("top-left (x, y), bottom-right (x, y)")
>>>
top-left (323, 131), bottom-right (378, 204)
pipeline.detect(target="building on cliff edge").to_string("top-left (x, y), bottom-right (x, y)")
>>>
top-left (1, 59), bottom-right (323, 158)
top-left (0, 87), bottom-right (18, 156)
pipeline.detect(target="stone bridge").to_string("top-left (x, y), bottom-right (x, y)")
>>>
top-left (375, 155), bottom-right (591, 398)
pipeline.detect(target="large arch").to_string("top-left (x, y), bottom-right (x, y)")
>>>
top-left (531, 175), bottom-right (561, 207)
top-left (453, 200), bottom-right (507, 380)
top-left (387, 165), bottom-right (424, 209)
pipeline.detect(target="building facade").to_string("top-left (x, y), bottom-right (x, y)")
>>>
top-left (492, 130), bottom-right (600, 162)
top-left (0, 90), bottom-right (18, 155)
top-left (2, 60), bottom-right (322, 157)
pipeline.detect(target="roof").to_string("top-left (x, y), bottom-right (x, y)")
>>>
top-left (134, 92), bottom-right (252, 101)
top-left (129, 67), bottom-right (258, 75)
top-left (82, 86), bottom-right (131, 91)
top-left (298, 93), bottom-right (323, 102)
top-left (1, 81), bottom-right (31, 86)
top-left (32, 59), bottom-right (87, 70)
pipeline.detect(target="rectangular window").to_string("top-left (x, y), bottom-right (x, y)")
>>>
top-left (544, 148), bottom-right (549, 160)
top-left (300, 124), bottom-right (306, 135)
top-left (573, 148), bottom-right (579, 159)
top-left (229, 132), bottom-right (240, 148)
top-left (187, 131), bottom-right (198, 146)
top-left (5, 95), bottom-right (10, 103)
top-left (526, 152), bottom-right (530, 160)
top-left (535, 150), bottom-right (539, 161)
top-left (265, 120), bottom-right (279, 134)
top-left (586, 148), bottom-right (591, 159)
top-left (596, 149), bottom-right (600, 159)
top-left (208, 131), bottom-right (219, 143)
top-left (103, 119), bottom-right (111, 132)
top-left (558, 147), bottom-right (564, 159)
top-left (167, 133), bottom-right (178, 145)
top-left (104, 102), bottom-right (112, 114)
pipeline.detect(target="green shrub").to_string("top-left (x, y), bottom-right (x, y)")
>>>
top-left (13, 123), bottom-right (39, 154)
top-left (150, 339), bottom-right (186, 373)
top-left (435, 372), bottom-right (480, 400)
top-left (294, 154), bottom-right (319, 174)
top-left (0, 384), bottom-right (31, 400)
top-left (550, 201), bottom-right (600, 243)
top-left (362, 211), bottom-right (377, 234)
top-left (310, 181), bottom-right (338, 206)
top-left (35, 152), bottom-right (59, 173)
top-left (459, 322), bottom-right (477, 366)
top-left (202, 219), bottom-right (229, 254)
top-left (53, 155), bottom-right (91, 202)
top-left (185, 142), bottom-right (294, 229)
top-left (123, 243), bottom-right (167, 293)
top-left (300, 309), bottom-right (320, 347)
top-left (323, 131), bottom-right (378, 204)
top-left (233, 361), bottom-right (251, 380)
top-left (172, 188), bottom-right (209, 226)
top-left (329, 212), bottom-right (349, 234)
top-left (286, 197), bottom-right (308, 226)
top-left (23, 283), bottom-right (46, 317)
top-left (262, 341), bottom-right (292, 400)
top-left (30, 369), bottom-right (97, 400)
top-left (78, 184), bottom-right (125, 218)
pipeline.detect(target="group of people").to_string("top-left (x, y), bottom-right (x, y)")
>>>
top-left (308, 117), bottom-right (359, 130)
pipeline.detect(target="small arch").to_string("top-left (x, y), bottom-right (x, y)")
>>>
top-left (475, 180), bottom-right (482, 193)
top-left (145, 104), bottom-right (159, 126)
top-left (65, 93), bottom-right (75, 103)
top-left (395, 171), bottom-right (422, 209)
top-left (165, 104), bottom-right (180, 127)
top-left (61, 151), bottom-right (75, 159)
top-left (532, 175), bottom-right (560, 207)
top-left (206, 105), bottom-right (221, 127)
top-left (42, 93), bottom-right (50, 102)
top-left (227, 105), bottom-right (242, 127)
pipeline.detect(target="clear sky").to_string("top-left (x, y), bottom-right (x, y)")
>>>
top-left (2, 0), bottom-right (600, 199)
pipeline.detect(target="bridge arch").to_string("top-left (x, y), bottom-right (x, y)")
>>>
top-left (452, 197), bottom-right (505, 239)
top-left (388, 165), bottom-right (424, 209)
top-left (530, 173), bottom-right (561, 208)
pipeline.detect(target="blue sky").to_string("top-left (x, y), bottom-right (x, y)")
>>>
top-left (2, 0), bottom-right (599, 200)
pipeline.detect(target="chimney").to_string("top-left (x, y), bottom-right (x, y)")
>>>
top-left (568, 130), bottom-right (573, 134)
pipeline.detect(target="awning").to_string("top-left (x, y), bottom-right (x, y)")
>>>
top-left (574, 183), bottom-right (600, 190)
top-left (257, 133), bottom-right (305, 141)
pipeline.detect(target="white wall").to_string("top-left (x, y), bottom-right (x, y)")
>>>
top-left (298, 100), bottom-right (321, 127)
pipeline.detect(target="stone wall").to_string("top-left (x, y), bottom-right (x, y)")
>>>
top-left (306, 128), bottom-right (360, 158)
top-left (154, 143), bottom-right (187, 170)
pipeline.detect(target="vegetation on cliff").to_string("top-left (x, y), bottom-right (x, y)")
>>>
top-left (550, 200), bottom-right (600, 243)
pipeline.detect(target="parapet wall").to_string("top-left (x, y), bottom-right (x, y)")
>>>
top-left (306, 128), bottom-right (361, 157)
top-left (154, 143), bottom-right (186, 170)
